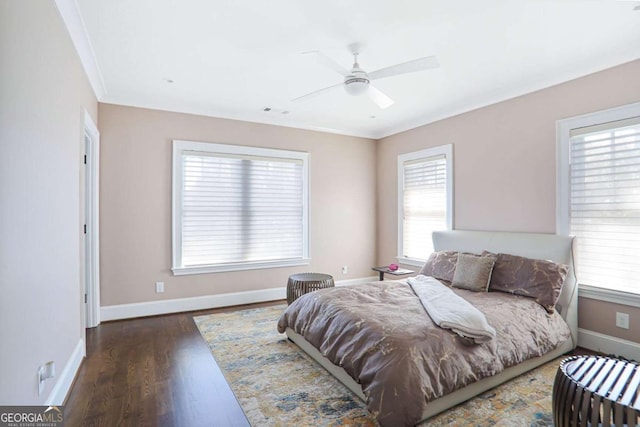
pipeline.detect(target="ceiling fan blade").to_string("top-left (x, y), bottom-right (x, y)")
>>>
top-left (368, 56), bottom-right (439, 81)
top-left (292, 83), bottom-right (343, 103)
top-left (368, 85), bottom-right (394, 109)
top-left (303, 50), bottom-right (349, 76)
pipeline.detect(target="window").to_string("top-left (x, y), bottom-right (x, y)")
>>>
top-left (557, 102), bottom-right (640, 297)
top-left (397, 144), bottom-right (453, 266)
top-left (172, 140), bottom-right (309, 275)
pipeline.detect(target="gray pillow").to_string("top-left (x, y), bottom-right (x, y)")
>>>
top-left (419, 251), bottom-right (459, 282)
top-left (489, 253), bottom-right (569, 313)
top-left (451, 253), bottom-right (497, 292)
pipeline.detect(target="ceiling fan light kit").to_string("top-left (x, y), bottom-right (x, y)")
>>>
top-left (344, 77), bottom-right (370, 96)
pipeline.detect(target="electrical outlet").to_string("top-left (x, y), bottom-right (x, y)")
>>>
top-left (616, 312), bottom-right (629, 329)
top-left (37, 361), bottom-right (55, 395)
top-left (155, 281), bottom-right (165, 293)
top-left (44, 361), bottom-right (55, 379)
top-left (342, 265), bottom-right (348, 275)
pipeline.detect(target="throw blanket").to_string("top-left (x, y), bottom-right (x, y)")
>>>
top-left (408, 275), bottom-right (496, 344)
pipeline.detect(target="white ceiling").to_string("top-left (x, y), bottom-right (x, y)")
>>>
top-left (72, 0), bottom-right (640, 139)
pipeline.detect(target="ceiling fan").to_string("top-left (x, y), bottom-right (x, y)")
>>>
top-left (292, 48), bottom-right (440, 109)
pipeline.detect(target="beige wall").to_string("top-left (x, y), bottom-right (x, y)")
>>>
top-left (98, 104), bottom-right (377, 306)
top-left (579, 298), bottom-right (639, 343)
top-left (377, 59), bottom-right (640, 341)
top-left (0, 1), bottom-right (98, 403)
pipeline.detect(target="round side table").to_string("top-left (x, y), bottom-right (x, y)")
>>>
top-left (553, 355), bottom-right (640, 427)
top-left (286, 273), bottom-right (334, 305)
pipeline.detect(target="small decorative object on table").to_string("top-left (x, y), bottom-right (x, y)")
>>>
top-left (371, 266), bottom-right (415, 281)
top-left (287, 273), bottom-right (335, 305)
top-left (553, 355), bottom-right (640, 427)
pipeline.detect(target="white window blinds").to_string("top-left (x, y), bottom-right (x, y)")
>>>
top-left (569, 117), bottom-right (640, 294)
top-left (398, 145), bottom-right (453, 264)
top-left (172, 141), bottom-right (309, 274)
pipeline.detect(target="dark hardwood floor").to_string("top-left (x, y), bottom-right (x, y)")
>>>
top-left (65, 301), bottom-right (596, 427)
top-left (64, 301), bottom-right (283, 427)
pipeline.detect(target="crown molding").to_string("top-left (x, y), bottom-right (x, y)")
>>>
top-left (54, 0), bottom-right (106, 99)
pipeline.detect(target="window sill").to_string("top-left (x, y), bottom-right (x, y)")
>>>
top-left (172, 258), bottom-right (311, 276)
top-left (397, 257), bottom-right (426, 269)
top-left (578, 284), bottom-right (640, 308)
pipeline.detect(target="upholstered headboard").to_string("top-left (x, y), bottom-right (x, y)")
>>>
top-left (432, 230), bottom-right (578, 348)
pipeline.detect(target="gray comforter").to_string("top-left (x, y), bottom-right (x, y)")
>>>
top-left (276, 280), bottom-right (571, 427)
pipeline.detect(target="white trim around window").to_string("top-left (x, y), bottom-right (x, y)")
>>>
top-left (397, 144), bottom-right (454, 267)
top-left (172, 140), bottom-right (310, 275)
top-left (557, 101), bottom-right (640, 304)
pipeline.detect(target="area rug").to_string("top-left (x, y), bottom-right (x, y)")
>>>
top-left (194, 305), bottom-right (560, 427)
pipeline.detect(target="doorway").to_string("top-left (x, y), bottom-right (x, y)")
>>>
top-left (83, 111), bottom-right (100, 328)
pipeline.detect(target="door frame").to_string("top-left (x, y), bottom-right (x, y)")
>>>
top-left (84, 110), bottom-right (100, 328)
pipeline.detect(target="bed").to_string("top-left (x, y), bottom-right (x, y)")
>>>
top-left (277, 230), bottom-right (578, 426)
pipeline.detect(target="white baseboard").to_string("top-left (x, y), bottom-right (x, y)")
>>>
top-left (578, 328), bottom-right (640, 361)
top-left (45, 338), bottom-right (85, 406)
top-left (100, 276), bottom-right (378, 322)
